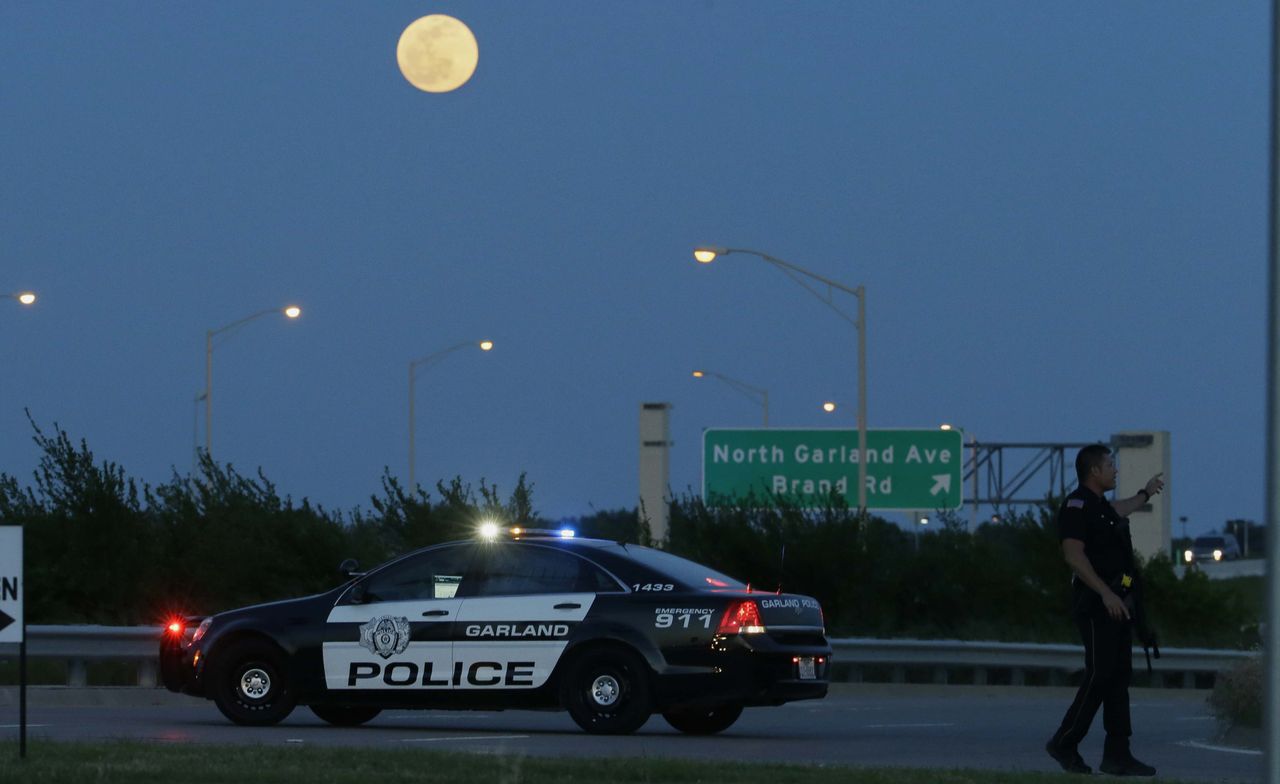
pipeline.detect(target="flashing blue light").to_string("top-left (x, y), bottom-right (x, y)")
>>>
top-left (559, 528), bottom-right (576, 538)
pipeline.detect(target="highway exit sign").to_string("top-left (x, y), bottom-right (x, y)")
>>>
top-left (702, 428), bottom-right (964, 510)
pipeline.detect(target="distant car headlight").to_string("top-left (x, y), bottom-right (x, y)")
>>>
top-left (1183, 549), bottom-right (1193, 563)
top-left (1213, 549), bottom-right (1223, 561)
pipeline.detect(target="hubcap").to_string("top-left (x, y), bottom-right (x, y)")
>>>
top-left (590, 674), bottom-right (621, 707)
top-left (239, 667), bottom-right (272, 701)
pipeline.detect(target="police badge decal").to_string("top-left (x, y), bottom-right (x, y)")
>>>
top-left (359, 616), bottom-right (412, 659)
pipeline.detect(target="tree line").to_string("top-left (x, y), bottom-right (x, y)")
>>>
top-left (0, 419), bottom-right (1258, 649)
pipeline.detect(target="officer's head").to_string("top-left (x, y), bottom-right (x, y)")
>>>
top-left (1076, 444), bottom-right (1117, 491)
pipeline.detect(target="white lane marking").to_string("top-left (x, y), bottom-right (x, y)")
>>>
top-left (0, 724), bottom-right (50, 729)
top-left (1177, 740), bottom-right (1262, 756)
top-left (1175, 716), bottom-right (1215, 721)
top-left (397, 734), bottom-right (530, 743)
top-left (286, 739), bottom-right (304, 744)
top-left (865, 722), bottom-right (955, 729)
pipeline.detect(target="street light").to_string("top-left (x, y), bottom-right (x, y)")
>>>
top-left (691, 369), bottom-right (769, 426)
top-left (204, 305), bottom-right (302, 456)
top-left (694, 246), bottom-right (869, 509)
top-left (4, 291), bottom-right (36, 306)
top-left (408, 339), bottom-right (494, 491)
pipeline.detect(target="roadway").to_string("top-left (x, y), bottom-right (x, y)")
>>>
top-left (1174, 559), bottom-right (1265, 580)
top-left (0, 684), bottom-right (1261, 781)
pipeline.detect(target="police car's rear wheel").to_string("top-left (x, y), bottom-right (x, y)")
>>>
top-left (561, 648), bottom-right (652, 734)
top-left (309, 705), bottom-right (382, 726)
top-left (662, 704), bottom-right (744, 735)
top-left (212, 640), bottom-right (296, 726)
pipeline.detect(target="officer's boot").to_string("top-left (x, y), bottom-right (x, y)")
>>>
top-left (1045, 735), bottom-right (1092, 775)
top-left (1100, 734), bottom-right (1156, 777)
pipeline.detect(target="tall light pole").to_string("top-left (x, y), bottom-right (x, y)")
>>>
top-left (192, 391), bottom-right (208, 474)
top-left (3, 291), bottom-right (37, 306)
top-left (205, 305), bottom-right (302, 456)
top-left (1262, 1), bottom-right (1279, 773)
top-left (408, 339), bottom-right (494, 491)
top-left (691, 369), bottom-right (769, 426)
top-left (695, 246), bottom-right (869, 509)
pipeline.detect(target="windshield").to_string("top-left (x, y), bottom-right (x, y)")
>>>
top-left (1194, 536), bottom-right (1225, 547)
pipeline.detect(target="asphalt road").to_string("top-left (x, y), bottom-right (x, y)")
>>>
top-left (0, 684), bottom-right (1261, 781)
top-left (1173, 560), bottom-right (1265, 580)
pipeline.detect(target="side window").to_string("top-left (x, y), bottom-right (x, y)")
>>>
top-left (470, 545), bottom-right (619, 596)
top-left (580, 560), bottom-right (625, 593)
top-left (355, 545), bottom-right (473, 603)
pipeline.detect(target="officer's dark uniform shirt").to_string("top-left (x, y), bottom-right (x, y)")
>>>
top-left (1057, 486), bottom-right (1136, 617)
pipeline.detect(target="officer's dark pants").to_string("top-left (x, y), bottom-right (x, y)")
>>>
top-left (1052, 613), bottom-right (1132, 748)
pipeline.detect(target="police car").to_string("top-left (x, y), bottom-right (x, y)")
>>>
top-left (160, 526), bottom-right (831, 735)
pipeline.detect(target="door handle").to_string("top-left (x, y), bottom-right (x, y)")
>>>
top-left (421, 609), bottom-right (450, 617)
top-left (553, 603), bottom-right (581, 610)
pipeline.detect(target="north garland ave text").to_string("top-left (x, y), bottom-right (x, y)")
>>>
top-left (710, 441), bottom-right (953, 495)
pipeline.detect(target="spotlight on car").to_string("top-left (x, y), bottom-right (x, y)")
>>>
top-left (478, 521), bottom-right (500, 540)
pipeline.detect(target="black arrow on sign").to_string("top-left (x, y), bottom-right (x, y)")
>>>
top-left (0, 607), bottom-right (14, 636)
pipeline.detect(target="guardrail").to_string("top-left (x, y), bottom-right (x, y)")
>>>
top-left (0, 627), bottom-right (1256, 689)
top-left (830, 638), bottom-right (1252, 688)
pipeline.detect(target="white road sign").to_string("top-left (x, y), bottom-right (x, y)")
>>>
top-left (0, 527), bottom-right (22, 643)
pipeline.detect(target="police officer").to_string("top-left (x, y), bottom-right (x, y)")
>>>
top-left (1046, 444), bottom-right (1163, 777)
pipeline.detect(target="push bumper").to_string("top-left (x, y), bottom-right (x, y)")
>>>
top-left (159, 636), bottom-right (206, 697)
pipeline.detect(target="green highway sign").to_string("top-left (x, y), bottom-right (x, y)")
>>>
top-left (702, 428), bottom-right (964, 510)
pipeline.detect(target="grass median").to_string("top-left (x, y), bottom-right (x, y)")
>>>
top-left (0, 740), bottom-right (1202, 784)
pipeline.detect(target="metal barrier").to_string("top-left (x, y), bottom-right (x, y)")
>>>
top-left (11, 626), bottom-right (164, 688)
top-left (830, 638), bottom-right (1253, 688)
top-left (1, 627), bottom-right (1257, 689)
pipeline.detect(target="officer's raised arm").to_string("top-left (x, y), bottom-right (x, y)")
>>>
top-left (1112, 473), bottom-right (1165, 519)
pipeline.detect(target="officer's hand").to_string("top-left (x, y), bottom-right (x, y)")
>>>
top-left (1103, 591), bottom-right (1130, 621)
top-left (1145, 473), bottom-right (1164, 497)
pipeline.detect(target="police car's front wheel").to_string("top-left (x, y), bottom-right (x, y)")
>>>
top-left (663, 704), bottom-right (744, 735)
top-left (561, 647), bottom-right (652, 734)
top-left (211, 640), bottom-right (296, 726)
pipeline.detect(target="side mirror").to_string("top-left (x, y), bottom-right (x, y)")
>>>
top-left (348, 582), bottom-right (367, 605)
top-left (338, 558), bottom-right (364, 578)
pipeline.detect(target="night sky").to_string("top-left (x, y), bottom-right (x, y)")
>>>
top-left (1, 2), bottom-right (1268, 535)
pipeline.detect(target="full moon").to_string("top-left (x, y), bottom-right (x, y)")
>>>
top-left (396, 15), bottom-right (479, 93)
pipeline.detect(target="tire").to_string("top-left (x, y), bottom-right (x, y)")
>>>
top-left (309, 705), bottom-right (382, 726)
top-left (560, 647), bottom-right (652, 735)
top-left (211, 639), bottom-right (297, 726)
top-left (662, 704), bottom-right (744, 735)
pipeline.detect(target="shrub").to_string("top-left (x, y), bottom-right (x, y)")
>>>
top-left (0, 417), bottom-right (1266, 648)
top-left (1209, 654), bottom-right (1263, 728)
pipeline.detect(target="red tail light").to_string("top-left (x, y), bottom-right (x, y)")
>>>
top-left (717, 600), bottom-right (766, 634)
top-left (166, 620), bottom-right (184, 636)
